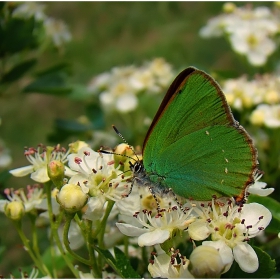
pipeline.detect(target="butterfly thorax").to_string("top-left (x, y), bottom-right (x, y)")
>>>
top-left (129, 159), bottom-right (169, 196)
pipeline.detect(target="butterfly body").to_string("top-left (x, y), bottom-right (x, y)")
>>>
top-left (133, 67), bottom-right (258, 202)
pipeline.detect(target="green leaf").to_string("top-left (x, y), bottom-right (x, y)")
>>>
top-left (0, 17), bottom-right (41, 55)
top-left (248, 195), bottom-right (280, 234)
top-left (23, 64), bottom-right (72, 95)
top-left (94, 246), bottom-right (141, 278)
top-left (1, 58), bottom-right (37, 83)
top-left (222, 246), bottom-right (276, 278)
top-left (55, 118), bottom-right (92, 132)
top-left (86, 103), bottom-right (105, 130)
top-left (114, 247), bottom-right (141, 278)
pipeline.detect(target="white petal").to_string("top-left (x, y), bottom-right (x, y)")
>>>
top-left (9, 165), bottom-right (34, 177)
top-left (188, 220), bottom-right (210, 240)
top-left (64, 166), bottom-right (78, 177)
top-left (116, 222), bottom-right (148, 237)
top-left (233, 243), bottom-right (258, 273)
top-left (30, 167), bottom-right (49, 183)
top-left (248, 182), bottom-right (274, 196)
top-left (240, 203), bottom-right (272, 235)
top-left (116, 94), bottom-right (138, 113)
top-left (138, 228), bottom-right (170, 247)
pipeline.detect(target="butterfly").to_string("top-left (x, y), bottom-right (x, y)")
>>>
top-left (126, 67), bottom-right (258, 206)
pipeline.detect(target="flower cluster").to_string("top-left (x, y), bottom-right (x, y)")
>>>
top-left (4, 141), bottom-right (273, 278)
top-left (200, 3), bottom-right (280, 66)
top-left (222, 73), bottom-right (280, 128)
top-left (12, 2), bottom-right (71, 47)
top-left (87, 58), bottom-right (175, 113)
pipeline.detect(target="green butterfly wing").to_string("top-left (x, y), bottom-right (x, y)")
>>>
top-left (143, 67), bottom-right (258, 201)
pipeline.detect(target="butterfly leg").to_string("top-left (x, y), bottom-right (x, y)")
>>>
top-left (167, 188), bottom-right (186, 214)
top-left (147, 185), bottom-right (161, 213)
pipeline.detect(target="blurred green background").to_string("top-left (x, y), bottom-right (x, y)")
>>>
top-left (0, 1), bottom-right (275, 276)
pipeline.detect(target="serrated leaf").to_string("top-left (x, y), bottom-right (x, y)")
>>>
top-left (114, 247), bottom-right (141, 278)
top-left (1, 58), bottom-right (37, 83)
top-left (222, 246), bottom-right (275, 278)
top-left (94, 246), bottom-right (141, 278)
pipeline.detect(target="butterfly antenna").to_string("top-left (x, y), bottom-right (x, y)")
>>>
top-left (112, 125), bottom-right (140, 161)
top-left (98, 125), bottom-right (140, 162)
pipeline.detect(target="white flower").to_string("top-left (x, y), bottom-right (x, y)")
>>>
top-left (0, 185), bottom-right (44, 213)
top-left (44, 18), bottom-right (72, 47)
top-left (229, 27), bottom-right (276, 66)
top-left (12, 2), bottom-right (46, 21)
top-left (87, 58), bottom-right (174, 113)
top-left (115, 93), bottom-right (138, 112)
top-left (9, 145), bottom-right (72, 183)
top-left (200, 4), bottom-right (280, 66)
top-left (148, 246), bottom-right (194, 278)
top-left (188, 199), bottom-right (272, 273)
top-left (248, 172), bottom-right (274, 196)
top-left (0, 138), bottom-right (12, 168)
top-left (116, 206), bottom-right (195, 247)
top-left (67, 146), bottom-right (130, 219)
top-left (250, 104), bottom-right (280, 128)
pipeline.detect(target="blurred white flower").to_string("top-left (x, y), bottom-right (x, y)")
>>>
top-left (12, 2), bottom-right (46, 21)
top-left (229, 27), bottom-right (276, 66)
top-left (87, 58), bottom-right (174, 113)
top-left (250, 104), bottom-right (280, 128)
top-left (200, 3), bottom-right (280, 66)
top-left (222, 73), bottom-right (280, 111)
top-left (44, 18), bottom-right (72, 47)
top-left (0, 139), bottom-right (12, 168)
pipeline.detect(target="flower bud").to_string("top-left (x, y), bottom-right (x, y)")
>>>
top-left (56, 184), bottom-right (88, 213)
top-left (189, 245), bottom-right (225, 278)
top-left (47, 160), bottom-right (65, 189)
top-left (4, 201), bottom-right (25, 220)
top-left (69, 141), bottom-right (89, 153)
top-left (223, 2), bottom-right (236, 13)
top-left (114, 143), bottom-right (141, 171)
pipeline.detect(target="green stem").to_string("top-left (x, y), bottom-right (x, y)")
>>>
top-left (14, 220), bottom-right (49, 276)
top-left (29, 214), bottom-right (53, 277)
top-left (45, 182), bottom-right (79, 278)
top-left (95, 200), bottom-right (115, 248)
top-left (85, 219), bottom-right (101, 278)
top-left (63, 212), bottom-right (91, 266)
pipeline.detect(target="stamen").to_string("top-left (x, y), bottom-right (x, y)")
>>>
top-left (74, 157), bottom-right (82, 164)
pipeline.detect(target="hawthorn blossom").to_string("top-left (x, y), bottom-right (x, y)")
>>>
top-left (87, 58), bottom-right (174, 113)
top-left (9, 145), bottom-right (73, 183)
top-left (116, 206), bottom-right (195, 247)
top-left (188, 198), bottom-right (272, 273)
top-left (200, 3), bottom-right (280, 66)
top-left (148, 246), bottom-right (194, 278)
